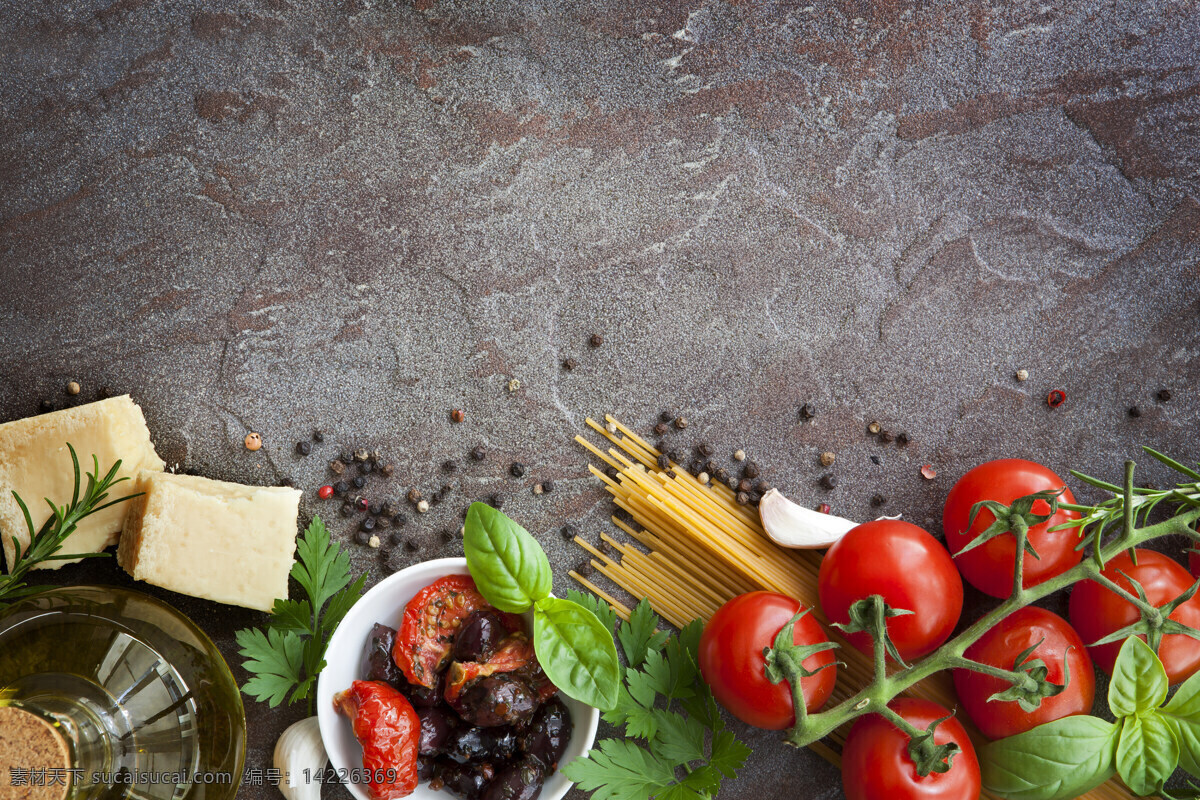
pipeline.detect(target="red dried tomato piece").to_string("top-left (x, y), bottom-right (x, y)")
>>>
top-left (443, 632), bottom-right (536, 705)
top-left (333, 681), bottom-right (419, 800)
top-left (392, 575), bottom-right (490, 688)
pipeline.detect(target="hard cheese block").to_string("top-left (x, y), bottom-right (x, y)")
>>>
top-left (118, 471), bottom-right (301, 612)
top-left (0, 395), bottom-right (165, 573)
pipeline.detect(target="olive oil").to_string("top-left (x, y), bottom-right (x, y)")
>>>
top-left (0, 587), bottom-right (245, 800)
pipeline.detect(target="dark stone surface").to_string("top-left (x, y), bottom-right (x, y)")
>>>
top-left (2, 0), bottom-right (1199, 798)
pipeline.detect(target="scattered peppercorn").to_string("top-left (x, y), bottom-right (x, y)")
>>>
top-left (407, 488), bottom-right (422, 504)
top-left (604, 467), bottom-right (619, 480)
top-left (438, 485), bottom-right (452, 499)
top-left (353, 476), bottom-right (366, 489)
top-left (244, 432), bottom-right (262, 451)
top-left (295, 440), bottom-right (311, 456)
top-left (1158, 389), bottom-right (1173, 402)
top-left (392, 513), bottom-right (407, 527)
top-left (329, 459), bottom-right (346, 475)
top-left (451, 409), bottom-right (465, 423)
top-left (920, 464), bottom-right (937, 480)
top-left (654, 454), bottom-right (668, 470)
top-left (354, 449), bottom-right (369, 462)
top-left (533, 484), bottom-right (544, 495)
top-left (561, 524), bottom-right (577, 541)
top-left (510, 462), bottom-right (525, 477)
top-left (66, 381), bottom-right (81, 396)
top-left (653, 422), bottom-right (669, 436)
top-left (660, 411), bottom-right (674, 423)
top-left (370, 450), bottom-right (382, 464)
top-left (698, 443), bottom-right (713, 457)
top-left (738, 478), bottom-right (754, 492)
top-left (726, 476), bottom-right (739, 490)
top-left (698, 472), bottom-right (710, 485)
top-left (817, 503), bottom-right (832, 514)
top-left (439, 529), bottom-right (455, 543)
top-left (95, 386), bottom-right (112, 400)
top-left (748, 491), bottom-right (762, 505)
top-left (1047, 390), bottom-right (1067, 409)
top-left (576, 562), bottom-right (595, 578)
top-left (340, 451), bottom-right (354, 464)
top-left (1129, 406), bottom-right (1142, 418)
top-left (507, 378), bottom-right (521, 392)
top-left (354, 496), bottom-right (369, 512)
top-left (563, 357), bottom-right (577, 370)
top-left (819, 474), bottom-right (838, 490)
top-left (870, 456), bottom-right (881, 466)
top-left (879, 430), bottom-right (895, 444)
top-left (403, 538), bottom-right (419, 553)
top-left (713, 468), bottom-right (729, 483)
top-left (312, 430), bottom-right (324, 443)
top-left (799, 403), bottom-right (816, 420)
top-left (368, 502), bottom-right (382, 516)
top-left (380, 463), bottom-right (395, 477)
top-left (340, 503), bottom-right (354, 518)
top-left (736, 491), bottom-right (750, 505)
top-left (368, 535), bottom-right (381, 549)
top-left (318, 485), bottom-right (333, 500)
top-left (666, 469), bottom-right (678, 479)
top-left (867, 421), bottom-right (881, 435)
top-left (743, 462), bottom-right (760, 479)
top-left (442, 460), bottom-right (458, 474)
top-left (359, 461), bottom-right (373, 475)
top-left (895, 433), bottom-right (909, 447)
top-left (820, 452), bottom-right (836, 467)
top-left (733, 449), bottom-right (746, 462)
top-left (1015, 369), bottom-right (1029, 382)
top-left (589, 333), bottom-right (603, 347)
top-left (354, 530), bottom-right (370, 545)
top-left (674, 416), bottom-right (689, 430)
top-left (471, 445), bottom-right (486, 461)
top-left (542, 480), bottom-right (555, 493)
top-left (871, 494), bottom-right (886, 507)
top-left (417, 499), bottom-right (430, 513)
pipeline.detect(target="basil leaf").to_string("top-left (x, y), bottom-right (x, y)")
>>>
top-left (1162, 668), bottom-right (1200, 777)
top-left (463, 502), bottom-right (552, 613)
top-left (981, 715), bottom-right (1117, 800)
top-left (533, 596), bottom-right (621, 711)
top-left (1116, 712), bottom-right (1179, 796)
top-left (1108, 636), bottom-right (1169, 717)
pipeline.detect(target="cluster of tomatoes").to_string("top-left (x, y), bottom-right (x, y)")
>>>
top-left (697, 459), bottom-right (1200, 800)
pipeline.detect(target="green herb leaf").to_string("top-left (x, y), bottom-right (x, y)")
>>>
top-left (1163, 666), bottom-right (1200, 776)
top-left (618, 598), bottom-right (670, 668)
top-left (290, 516), bottom-right (350, 615)
top-left (709, 729), bottom-right (751, 778)
top-left (567, 588), bottom-right (618, 636)
top-left (235, 627), bottom-right (307, 708)
top-left (1115, 712), bottom-right (1179, 796)
top-left (603, 672), bottom-right (661, 739)
top-left (650, 711), bottom-right (707, 764)
top-left (981, 715), bottom-right (1118, 800)
top-left (533, 596), bottom-right (621, 711)
top-left (463, 502), bottom-right (552, 613)
top-left (1108, 636), bottom-right (1169, 716)
top-left (562, 739), bottom-right (678, 800)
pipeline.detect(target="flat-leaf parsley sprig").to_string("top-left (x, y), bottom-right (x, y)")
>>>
top-left (236, 517), bottom-right (367, 715)
top-left (563, 595), bottom-right (751, 800)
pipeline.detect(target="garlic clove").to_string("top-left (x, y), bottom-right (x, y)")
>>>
top-left (758, 488), bottom-right (860, 549)
top-left (274, 716), bottom-right (328, 800)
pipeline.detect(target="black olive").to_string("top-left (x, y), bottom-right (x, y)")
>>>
top-left (403, 683), bottom-right (442, 709)
top-left (452, 673), bottom-right (539, 728)
top-left (481, 758), bottom-right (545, 800)
top-left (448, 725), bottom-right (519, 763)
top-left (418, 706), bottom-right (458, 756)
top-left (454, 609), bottom-right (508, 663)
top-left (519, 697), bottom-right (573, 770)
top-left (361, 624), bottom-right (405, 688)
top-left (417, 756), bottom-right (438, 782)
top-left (438, 758), bottom-right (497, 800)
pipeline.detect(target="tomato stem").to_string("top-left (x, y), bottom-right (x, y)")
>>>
top-left (785, 456), bottom-right (1200, 750)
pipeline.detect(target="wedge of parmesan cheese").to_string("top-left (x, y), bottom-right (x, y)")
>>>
top-left (118, 471), bottom-right (301, 612)
top-left (0, 395), bottom-right (165, 572)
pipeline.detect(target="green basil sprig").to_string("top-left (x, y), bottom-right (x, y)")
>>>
top-left (463, 502), bottom-right (620, 711)
top-left (983, 636), bottom-right (1200, 798)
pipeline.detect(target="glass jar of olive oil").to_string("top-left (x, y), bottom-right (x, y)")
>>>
top-left (0, 587), bottom-right (245, 800)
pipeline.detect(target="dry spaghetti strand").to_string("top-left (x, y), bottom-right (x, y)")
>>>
top-left (571, 416), bottom-right (1137, 800)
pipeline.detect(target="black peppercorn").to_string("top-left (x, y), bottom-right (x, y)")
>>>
top-left (704, 459), bottom-right (717, 474)
top-left (381, 500), bottom-right (395, 516)
top-left (541, 479), bottom-right (555, 493)
top-left (657, 454), bottom-right (670, 470)
top-left (439, 529), bottom-right (456, 543)
top-left (727, 476), bottom-right (739, 489)
top-left (748, 491), bottom-right (762, 505)
top-left (340, 502), bottom-right (354, 517)
top-left (736, 491), bottom-right (750, 505)
top-left (381, 463), bottom-right (395, 477)
top-left (1129, 406), bottom-right (1142, 418)
top-left (360, 461), bottom-right (374, 475)
top-left (820, 474), bottom-right (838, 490)
top-left (341, 452), bottom-right (355, 465)
top-left (879, 431), bottom-right (895, 444)
top-left (563, 357), bottom-right (578, 370)
top-left (442, 460), bottom-right (458, 474)
top-left (561, 524), bottom-right (577, 540)
top-left (407, 488), bottom-right (422, 504)
top-left (577, 561), bottom-right (595, 578)
top-left (353, 476), bottom-right (366, 489)
top-left (38, 399), bottom-right (54, 413)
top-left (510, 462), bottom-right (525, 478)
top-left (438, 485), bottom-right (452, 499)
top-left (334, 481), bottom-right (349, 495)
top-left (360, 517), bottom-right (376, 533)
top-left (404, 538), bottom-right (419, 552)
top-left (714, 468), bottom-right (729, 483)
top-left (737, 479), bottom-right (752, 492)
top-left (312, 430), bottom-right (324, 443)
top-left (589, 333), bottom-right (603, 347)
top-left (743, 462), bottom-right (760, 479)
top-left (665, 469), bottom-right (677, 479)
top-left (278, 477), bottom-right (295, 487)
top-left (698, 443), bottom-right (713, 457)
top-left (871, 494), bottom-right (887, 507)
top-left (355, 530), bottom-right (370, 545)
top-left (604, 467), bottom-right (619, 480)
top-left (653, 422), bottom-right (669, 436)
top-left (471, 445), bottom-right (486, 461)
top-left (1158, 389), bottom-right (1173, 402)
top-left (660, 411), bottom-right (674, 423)
top-left (799, 403), bottom-right (816, 420)
top-left (489, 493), bottom-right (505, 508)
top-left (392, 513), bottom-right (407, 527)
top-left (870, 456), bottom-right (882, 466)
top-left (296, 441), bottom-right (312, 456)
top-left (368, 503), bottom-right (382, 516)
top-left (95, 386), bottom-right (112, 400)
top-left (895, 432), bottom-right (909, 447)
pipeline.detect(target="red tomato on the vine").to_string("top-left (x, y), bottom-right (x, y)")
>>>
top-left (943, 459), bottom-right (1082, 598)
top-left (818, 520), bottom-right (963, 662)
top-left (699, 592), bottom-right (837, 730)
top-left (1069, 549), bottom-right (1200, 685)
top-left (841, 698), bottom-right (981, 800)
top-left (953, 606), bottom-right (1095, 740)
top-left (1190, 547), bottom-right (1200, 580)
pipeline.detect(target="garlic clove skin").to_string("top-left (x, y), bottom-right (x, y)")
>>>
top-left (274, 716), bottom-right (328, 800)
top-left (758, 488), bottom-right (860, 549)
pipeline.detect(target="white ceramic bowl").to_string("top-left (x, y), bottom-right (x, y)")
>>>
top-left (317, 557), bottom-right (600, 800)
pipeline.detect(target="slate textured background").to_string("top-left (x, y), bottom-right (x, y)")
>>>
top-left (2, 0), bottom-right (1199, 798)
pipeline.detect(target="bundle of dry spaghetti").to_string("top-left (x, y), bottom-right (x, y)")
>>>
top-left (572, 415), bottom-right (1135, 800)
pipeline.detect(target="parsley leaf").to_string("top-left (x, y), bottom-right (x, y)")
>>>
top-left (568, 588), bottom-right (619, 636)
top-left (236, 516), bottom-right (365, 715)
top-left (563, 598), bottom-right (750, 800)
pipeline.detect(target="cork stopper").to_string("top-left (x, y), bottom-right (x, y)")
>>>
top-left (0, 707), bottom-right (71, 800)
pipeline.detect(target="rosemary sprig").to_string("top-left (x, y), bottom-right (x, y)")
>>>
top-left (0, 444), bottom-right (140, 610)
